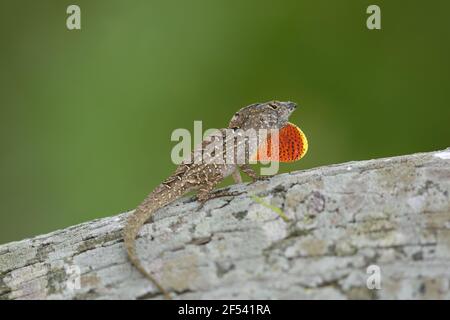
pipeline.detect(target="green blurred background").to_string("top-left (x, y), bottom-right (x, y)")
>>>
top-left (1, 0), bottom-right (449, 244)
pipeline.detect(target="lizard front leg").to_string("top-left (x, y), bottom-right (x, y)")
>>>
top-left (239, 164), bottom-right (272, 182)
top-left (231, 169), bottom-right (243, 184)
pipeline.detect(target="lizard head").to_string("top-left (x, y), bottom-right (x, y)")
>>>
top-left (228, 100), bottom-right (297, 130)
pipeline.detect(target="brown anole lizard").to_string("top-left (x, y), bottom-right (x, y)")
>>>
top-left (123, 100), bottom-right (298, 299)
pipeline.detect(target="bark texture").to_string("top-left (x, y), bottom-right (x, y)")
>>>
top-left (1, 148), bottom-right (450, 300)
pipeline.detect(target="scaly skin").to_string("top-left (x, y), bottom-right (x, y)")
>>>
top-left (123, 100), bottom-right (297, 299)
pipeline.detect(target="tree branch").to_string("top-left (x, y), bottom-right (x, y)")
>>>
top-left (1, 148), bottom-right (450, 299)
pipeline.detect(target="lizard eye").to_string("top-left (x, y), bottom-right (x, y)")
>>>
top-left (269, 103), bottom-right (278, 110)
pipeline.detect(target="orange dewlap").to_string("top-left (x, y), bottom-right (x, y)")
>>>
top-left (253, 122), bottom-right (308, 162)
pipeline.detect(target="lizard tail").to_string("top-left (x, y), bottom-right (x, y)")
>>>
top-left (123, 200), bottom-right (172, 300)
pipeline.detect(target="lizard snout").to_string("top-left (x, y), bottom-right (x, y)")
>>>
top-left (285, 101), bottom-right (297, 111)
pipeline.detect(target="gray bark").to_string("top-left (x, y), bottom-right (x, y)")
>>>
top-left (1, 148), bottom-right (450, 300)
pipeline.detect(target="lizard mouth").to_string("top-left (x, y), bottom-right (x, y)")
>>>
top-left (252, 122), bottom-right (308, 162)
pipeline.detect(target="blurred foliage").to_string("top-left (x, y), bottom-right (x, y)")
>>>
top-left (1, 0), bottom-right (449, 244)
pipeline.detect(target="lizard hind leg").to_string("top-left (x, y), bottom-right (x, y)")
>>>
top-left (196, 182), bottom-right (242, 211)
top-left (204, 189), bottom-right (243, 201)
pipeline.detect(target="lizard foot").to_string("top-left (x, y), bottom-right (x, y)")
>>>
top-left (196, 190), bottom-right (243, 211)
top-left (250, 175), bottom-right (273, 184)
